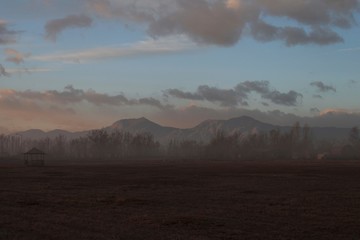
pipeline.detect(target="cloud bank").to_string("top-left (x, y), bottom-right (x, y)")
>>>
top-left (0, 85), bottom-right (171, 110)
top-left (87, 0), bottom-right (359, 46)
top-left (0, 85), bottom-right (359, 131)
top-left (165, 81), bottom-right (303, 107)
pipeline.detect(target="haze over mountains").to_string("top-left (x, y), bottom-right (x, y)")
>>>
top-left (14, 116), bottom-right (351, 144)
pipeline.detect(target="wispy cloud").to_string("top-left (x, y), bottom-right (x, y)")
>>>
top-left (338, 47), bottom-right (360, 52)
top-left (6, 67), bottom-right (54, 74)
top-left (319, 108), bottom-right (359, 116)
top-left (0, 64), bottom-right (9, 77)
top-left (0, 20), bottom-right (18, 45)
top-left (313, 94), bottom-right (323, 99)
top-left (310, 81), bottom-right (336, 93)
top-left (45, 14), bottom-right (93, 41)
top-left (4, 48), bottom-right (30, 64)
top-left (32, 35), bottom-right (198, 63)
top-left (348, 80), bottom-right (359, 85)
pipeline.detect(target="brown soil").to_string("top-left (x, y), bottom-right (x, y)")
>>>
top-left (1, 160), bottom-right (360, 239)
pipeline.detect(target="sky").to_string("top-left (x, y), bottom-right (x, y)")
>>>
top-left (0, 0), bottom-right (360, 133)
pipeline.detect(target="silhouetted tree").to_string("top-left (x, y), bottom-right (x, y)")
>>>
top-left (87, 129), bottom-right (109, 159)
top-left (108, 130), bottom-right (125, 159)
top-left (0, 134), bottom-right (7, 154)
top-left (167, 139), bottom-right (180, 158)
top-left (300, 123), bottom-right (314, 159)
top-left (316, 140), bottom-right (334, 154)
top-left (349, 127), bottom-right (360, 146)
top-left (348, 127), bottom-right (360, 159)
top-left (207, 130), bottom-right (240, 160)
top-left (52, 134), bottom-right (67, 159)
top-left (278, 132), bottom-right (293, 159)
top-left (180, 140), bottom-right (203, 159)
top-left (70, 137), bottom-right (89, 159)
top-left (290, 122), bottom-right (301, 158)
top-left (130, 132), bottom-right (160, 157)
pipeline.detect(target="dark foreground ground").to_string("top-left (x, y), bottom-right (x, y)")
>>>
top-left (1, 160), bottom-right (360, 240)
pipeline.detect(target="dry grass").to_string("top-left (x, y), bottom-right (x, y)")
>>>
top-left (1, 160), bottom-right (360, 239)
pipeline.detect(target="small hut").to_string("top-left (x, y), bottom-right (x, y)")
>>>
top-left (24, 148), bottom-right (45, 166)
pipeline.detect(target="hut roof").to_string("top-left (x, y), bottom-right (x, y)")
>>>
top-left (24, 148), bottom-right (45, 155)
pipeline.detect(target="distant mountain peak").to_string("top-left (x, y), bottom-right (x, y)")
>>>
top-left (233, 115), bottom-right (256, 121)
top-left (228, 116), bottom-right (262, 123)
top-left (111, 117), bottom-right (156, 128)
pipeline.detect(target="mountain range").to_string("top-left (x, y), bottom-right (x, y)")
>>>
top-left (15, 116), bottom-right (351, 144)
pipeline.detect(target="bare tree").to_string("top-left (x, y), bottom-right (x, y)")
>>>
top-left (207, 130), bottom-right (240, 160)
top-left (52, 134), bottom-right (67, 159)
top-left (87, 129), bottom-right (109, 159)
top-left (349, 127), bottom-right (360, 146)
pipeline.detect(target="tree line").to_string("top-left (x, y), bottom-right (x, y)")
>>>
top-left (0, 123), bottom-right (359, 161)
top-left (0, 130), bottom-right (160, 160)
top-left (168, 122), bottom-right (316, 160)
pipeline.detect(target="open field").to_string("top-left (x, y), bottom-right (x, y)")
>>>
top-left (1, 160), bottom-right (360, 239)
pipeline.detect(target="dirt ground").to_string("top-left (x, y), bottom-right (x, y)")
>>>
top-left (1, 159), bottom-right (360, 240)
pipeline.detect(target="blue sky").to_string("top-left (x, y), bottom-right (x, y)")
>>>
top-left (1, 0), bottom-right (360, 132)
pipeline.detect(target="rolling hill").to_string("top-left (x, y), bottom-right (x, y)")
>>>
top-left (15, 116), bottom-right (351, 144)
